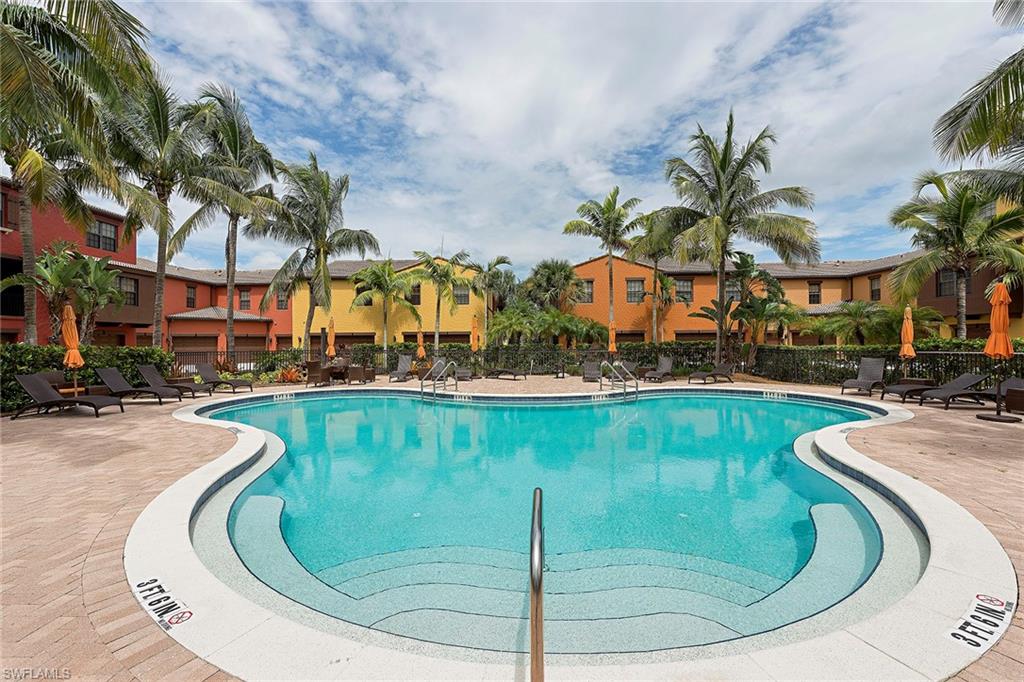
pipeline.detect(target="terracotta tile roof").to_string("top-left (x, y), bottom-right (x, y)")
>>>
top-left (638, 250), bottom-right (925, 279)
top-left (166, 306), bottom-right (270, 321)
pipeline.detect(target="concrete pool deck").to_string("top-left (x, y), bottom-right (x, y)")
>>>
top-left (1, 376), bottom-right (1021, 680)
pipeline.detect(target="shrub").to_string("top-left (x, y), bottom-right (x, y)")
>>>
top-left (1, 342), bottom-right (175, 412)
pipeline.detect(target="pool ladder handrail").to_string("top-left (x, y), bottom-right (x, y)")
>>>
top-left (420, 360), bottom-right (459, 400)
top-left (599, 360), bottom-right (639, 400)
top-left (530, 487), bottom-right (544, 682)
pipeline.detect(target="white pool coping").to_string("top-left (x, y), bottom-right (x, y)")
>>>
top-left (124, 385), bottom-right (1018, 680)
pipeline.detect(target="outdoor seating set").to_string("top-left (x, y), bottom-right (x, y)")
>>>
top-left (305, 358), bottom-right (376, 387)
top-left (11, 363), bottom-right (252, 420)
top-left (385, 355), bottom-right (526, 384)
top-left (840, 357), bottom-right (1024, 417)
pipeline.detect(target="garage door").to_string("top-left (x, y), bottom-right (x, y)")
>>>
top-left (235, 335), bottom-right (267, 351)
top-left (172, 336), bottom-right (218, 352)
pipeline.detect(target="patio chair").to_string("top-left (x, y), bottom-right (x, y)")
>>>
top-left (389, 355), bottom-right (415, 382)
top-left (1004, 387), bottom-right (1024, 414)
top-left (11, 373), bottom-right (123, 420)
top-left (138, 364), bottom-right (214, 398)
top-left (879, 378), bottom-right (936, 403)
top-left (95, 367), bottom-right (181, 404)
top-left (305, 360), bottom-right (333, 387)
top-left (969, 377), bottom-right (1024, 407)
top-left (917, 373), bottom-right (992, 409)
top-left (689, 363), bottom-right (735, 384)
top-left (197, 363), bottom-right (254, 393)
top-left (485, 367), bottom-right (527, 380)
top-left (840, 357), bottom-right (886, 396)
top-left (581, 361), bottom-right (601, 382)
top-left (643, 355), bottom-right (674, 383)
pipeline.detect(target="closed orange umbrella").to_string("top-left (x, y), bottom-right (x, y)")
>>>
top-left (416, 328), bottom-right (426, 359)
top-left (608, 321), bottom-right (616, 354)
top-left (326, 318), bottom-right (336, 358)
top-left (61, 304), bottom-right (84, 394)
top-left (471, 316), bottom-right (479, 352)
top-left (979, 282), bottom-right (1018, 422)
top-left (898, 305), bottom-right (916, 359)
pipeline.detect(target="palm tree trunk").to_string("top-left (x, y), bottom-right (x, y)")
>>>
top-left (715, 253), bottom-right (727, 363)
top-left (225, 213), bottom-right (238, 357)
top-left (483, 294), bottom-right (489, 349)
top-left (152, 191), bottom-right (170, 348)
top-left (652, 260), bottom-right (659, 343)
top-left (382, 303), bottom-right (389, 358)
top-left (607, 250), bottom-right (615, 328)
top-left (956, 269), bottom-right (968, 340)
top-left (16, 189), bottom-right (37, 344)
top-left (434, 296), bottom-right (441, 353)
top-left (303, 292), bottom-right (316, 351)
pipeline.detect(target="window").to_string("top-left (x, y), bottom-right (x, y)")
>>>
top-left (724, 278), bottom-right (742, 302)
top-left (936, 269), bottom-right (970, 297)
top-left (406, 283), bottom-right (421, 306)
top-left (86, 221), bottom-right (117, 251)
top-left (276, 291), bottom-right (288, 310)
top-left (186, 285), bottom-right (196, 308)
top-left (453, 284), bottom-right (470, 305)
top-left (238, 289), bottom-right (250, 310)
top-left (580, 280), bottom-right (594, 304)
top-left (674, 278), bottom-right (693, 303)
top-left (354, 284), bottom-right (373, 305)
top-left (117, 276), bottom-right (138, 306)
top-left (626, 279), bottom-right (645, 303)
top-left (808, 281), bottom-right (822, 305)
top-left (869, 276), bottom-right (881, 302)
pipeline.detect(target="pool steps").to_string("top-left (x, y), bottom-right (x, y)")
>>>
top-left (233, 496), bottom-right (872, 653)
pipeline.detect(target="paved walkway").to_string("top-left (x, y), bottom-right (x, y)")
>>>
top-left (0, 377), bottom-right (1020, 681)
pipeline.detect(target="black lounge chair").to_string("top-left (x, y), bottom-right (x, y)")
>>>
top-left (197, 363), bottom-right (254, 393)
top-left (917, 373), bottom-right (992, 409)
top-left (389, 355), bottom-right (414, 382)
top-left (970, 377), bottom-right (1024, 407)
top-left (581, 361), bottom-right (601, 382)
top-left (11, 373), bottom-right (123, 420)
top-left (644, 355), bottom-right (674, 382)
top-left (689, 363), bottom-right (735, 384)
top-left (138, 364), bottom-right (213, 398)
top-left (841, 357), bottom-right (887, 396)
top-left (486, 367), bottom-right (526, 380)
top-left (96, 367), bottom-right (181, 404)
top-left (879, 378), bottom-right (936, 402)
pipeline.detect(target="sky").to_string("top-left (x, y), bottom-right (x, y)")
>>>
top-left (99, 1), bottom-right (1019, 277)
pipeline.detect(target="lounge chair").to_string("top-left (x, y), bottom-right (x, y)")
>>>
top-left (581, 361), bottom-right (601, 382)
top-left (879, 378), bottom-right (936, 403)
top-left (970, 377), bottom-right (1024, 407)
top-left (197, 363), bottom-right (254, 393)
top-left (138, 364), bottom-right (213, 398)
top-left (840, 357), bottom-right (886, 396)
top-left (917, 373), bottom-right (992, 409)
top-left (689, 363), bottom-right (735, 384)
top-left (95, 367), bottom-right (181, 404)
top-left (486, 367), bottom-right (526, 380)
top-left (643, 355), bottom-right (674, 383)
top-left (11, 373), bottom-right (123, 420)
top-left (389, 355), bottom-right (415, 382)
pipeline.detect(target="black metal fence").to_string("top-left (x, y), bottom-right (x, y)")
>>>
top-left (172, 348), bottom-right (312, 376)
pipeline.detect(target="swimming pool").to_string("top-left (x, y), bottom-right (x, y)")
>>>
top-left (210, 392), bottom-right (881, 654)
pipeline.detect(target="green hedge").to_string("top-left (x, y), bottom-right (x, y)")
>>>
top-left (1, 343), bottom-right (175, 412)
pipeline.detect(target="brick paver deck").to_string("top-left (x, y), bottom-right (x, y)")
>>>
top-left (1, 377), bottom-right (1020, 681)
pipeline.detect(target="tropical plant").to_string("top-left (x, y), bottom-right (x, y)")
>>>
top-left (169, 84), bottom-right (279, 355)
top-left (470, 255), bottom-right (512, 347)
top-left (109, 70), bottom-right (245, 347)
top-left (570, 316), bottom-right (609, 345)
top-left (803, 300), bottom-right (882, 345)
top-left (74, 255), bottom-right (125, 344)
top-left (521, 259), bottom-right (582, 312)
top-left (563, 186), bottom-right (643, 331)
top-left (688, 298), bottom-right (736, 343)
top-left (889, 172), bottom-right (1024, 338)
top-left (869, 304), bottom-right (945, 345)
top-left (0, 241), bottom-right (82, 343)
top-left (1, 0), bottom-right (150, 344)
top-left (663, 111), bottom-right (819, 362)
top-left (731, 296), bottom-right (800, 364)
top-left (487, 301), bottom-right (536, 345)
top-left (726, 251), bottom-right (784, 346)
top-left (413, 249), bottom-right (474, 353)
top-left (247, 152), bottom-right (379, 349)
top-left (626, 212), bottom-right (677, 342)
top-left (350, 259), bottom-right (422, 356)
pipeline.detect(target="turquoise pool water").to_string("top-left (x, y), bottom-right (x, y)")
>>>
top-left (211, 392), bottom-right (880, 653)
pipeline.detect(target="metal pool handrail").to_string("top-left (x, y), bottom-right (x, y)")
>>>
top-left (419, 361), bottom-right (459, 400)
top-left (599, 360), bottom-right (638, 400)
top-left (530, 487), bottom-right (544, 682)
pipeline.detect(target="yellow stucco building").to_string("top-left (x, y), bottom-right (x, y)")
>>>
top-left (290, 258), bottom-right (486, 350)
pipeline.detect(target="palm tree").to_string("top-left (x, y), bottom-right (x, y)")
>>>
top-left (109, 70), bottom-right (245, 348)
top-left (522, 259), bottom-right (583, 312)
top-left (0, 241), bottom-right (82, 343)
top-left (75, 256), bottom-right (125, 344)
top-left (488, 302), bottom-right (537, 346)
top-left (889, 172), bottom-right (1024, 338)
top-left (626, 213), bottom-right (676, 342)
top-left (808, 300), bottom-right (882, 345)
top-left (350, 260), bottom-right (422, 357)
top-left (248, 152), bottom-right (380, 350)
top-left (563, 186), bottom-right (643, 334)
top-left (663, 111), bottom-right (819, 362)
top-left (413, 250), bottom-right (474, 353)
top-left (1, 0), bottom-right (149, 344)
top-left (870, 304), bottom-right (945, 345)
top-left (470, 255), bottom-right (512, 347)
top-left (168, 84), bottom-right (279, 356)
